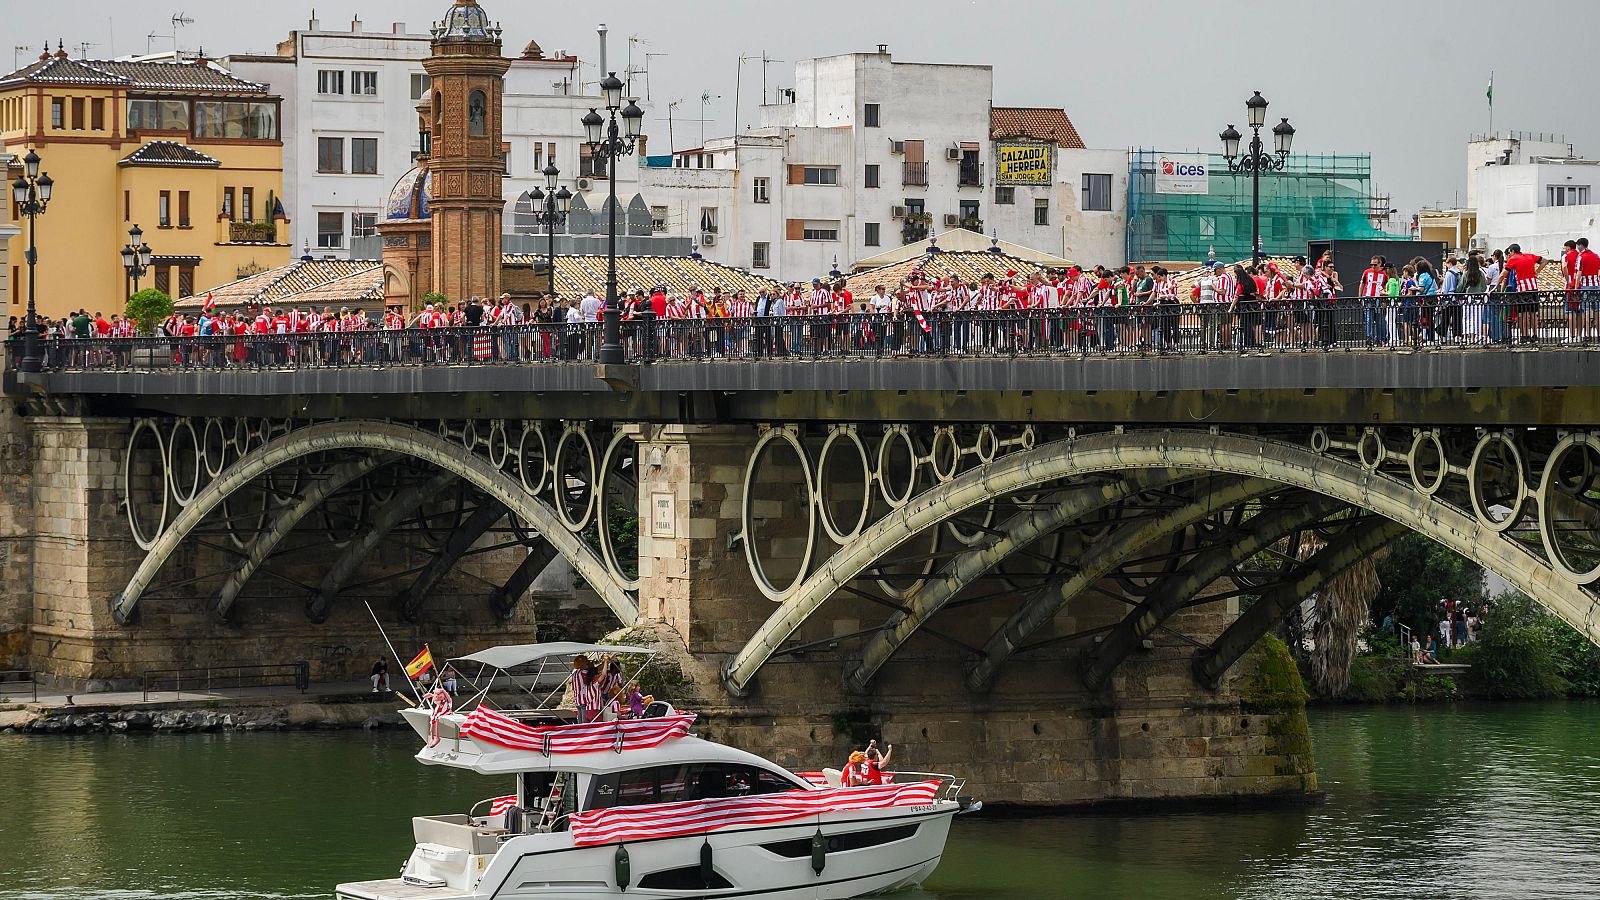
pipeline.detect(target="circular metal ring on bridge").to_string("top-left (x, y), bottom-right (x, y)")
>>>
top-left (876, 520), bottom-right (940, 601)
top-left (815, 426), bottom-right (872, 545)
top-left (200, 418), bottom-right (228, 479)
top-left (1309, 427), bottom-right (1331, 455)
top-left (1536, 433), bottom-right (1600, 584)
top-left (929, 427), bottom-right (961, 483)
top-left (230, 418), bottom-right (248, 454)
top-left (124, 418), bottom-right (170, 551)
top-left (553, 425), bottom-right (597, 532)
top-left (875, 426), bottom-right (918, 509)
top-left (462, 419), bottom-right (481, 452)
top-left (365, 465), bottom-right (400, 505)
top-left (251, 418), bottom-right (272, 448)
top-left (1019, 425), bottom-right (1037, 451)
top-left (598, 430), bottom-right (642, 592)
top-left (945, 497), bottom-right (997, 546)
top-left (518, 424), bottom-right (550, 496)
top-left (975, 425), bottom-right (1000, 464)
top-left (487, 420), bottom-right (510, 470)
top-left (1407, 430), bottom-right (1449, 497)
top-left (742, 426), bottom-right (817, 603)
top-left (166, 418), bottom-right (202, 508)
top-left (1467, 432), bottom-right (1529, 533)
top-left (1357, 428), bottom-right (1387, 471)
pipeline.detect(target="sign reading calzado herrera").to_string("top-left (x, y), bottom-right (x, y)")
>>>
top-left (996, 143), bottom-right (1051, 184)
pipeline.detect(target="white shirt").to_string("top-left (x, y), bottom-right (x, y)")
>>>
top-left (578, 295), bottom-right (602, 323)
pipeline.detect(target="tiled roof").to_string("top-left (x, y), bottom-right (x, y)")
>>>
top-left (175, 259), bottom-right (379, 309)
top-left (119, 141), bottom-right (221, 168)
top-left (990, 107), bottom-right (1085, 148)
top-left (0, 57), bottom-right (268, 93)
top-left (843, 250), bottom-right (1044, 296)
top-left (507, 254), bottom-right (781, 297)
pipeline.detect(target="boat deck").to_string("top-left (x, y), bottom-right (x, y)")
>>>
top-left (336, 878), bottom-right (474, 900)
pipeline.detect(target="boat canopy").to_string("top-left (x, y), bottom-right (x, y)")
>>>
top-left (451, 642), bottom-right (656, 671)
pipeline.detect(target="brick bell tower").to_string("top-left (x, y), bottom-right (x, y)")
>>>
top-left (424, 0), bottom-right (511, 304)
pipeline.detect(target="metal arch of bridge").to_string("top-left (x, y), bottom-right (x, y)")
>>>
top-left (723, 429), bottom-right (1600, 695)
top-left (111, 420), bottom-right (638, 626)
top-left (398, 498), bottom-right (511, 621)
top-left (308, 470), bottom-right (459, 623)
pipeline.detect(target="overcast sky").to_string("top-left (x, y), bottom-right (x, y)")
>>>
top-left (15, 0), bottom-right (1588, 214)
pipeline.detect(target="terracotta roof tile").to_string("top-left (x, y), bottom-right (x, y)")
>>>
top-left (990, 107), bottom-right (1085, 148)
top-left (843, 250), bottom-right (1044, 296)
top-left (0, 57), bottom-right (267, 93)
top-left (118, 141), bottom-right (221, 168)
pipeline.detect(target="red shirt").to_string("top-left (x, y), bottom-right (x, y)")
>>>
top-left (1504, 253), bottom-right (1541, 290)
top-left (1579, 249), bottom-right (1600, 280)
top-left (93, 317), bottom-right (111, 336)
top-left (1563, 249), bottom-right (1581, 287)
top-left (650, 291), bottom-right (667, 318)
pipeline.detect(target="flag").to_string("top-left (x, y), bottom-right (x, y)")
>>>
top-left (569, 780), bottom-right (942, 847)
top-left (488, 794), bottom-right (519, 816)
top-left (460, 705), bottom-right (695, 754)
top-left (1486, 72), bottom-right (1493, 106)
top-left (405, 646), bottom-right (434, 679)
top-left (202, 293), bottom-right (215, 313)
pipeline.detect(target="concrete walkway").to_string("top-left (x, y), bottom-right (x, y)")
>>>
top-left (11, 678), bottom-right (405, 712)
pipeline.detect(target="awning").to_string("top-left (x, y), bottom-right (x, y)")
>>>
top-left (451, 642), bottom-right (656, 671)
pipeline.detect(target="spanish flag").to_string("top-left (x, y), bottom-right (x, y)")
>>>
top-left (405, 646), bottom-right (434, 679)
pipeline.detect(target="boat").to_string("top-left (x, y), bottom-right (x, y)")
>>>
top-left (335, 642), bottom-right (977, 900)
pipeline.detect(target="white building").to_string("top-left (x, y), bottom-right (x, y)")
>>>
top-left (639, 48), bottom-right (1126, 282)
top-left (222, 15), bottom-right (644, 255)
top-left (1469, 132), bottom-right (1600, 257)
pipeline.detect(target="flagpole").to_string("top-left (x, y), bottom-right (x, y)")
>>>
top-left (365, 600), bottom-right (420, 706)
top-left (1487, 70), bottom-right (1494, 135)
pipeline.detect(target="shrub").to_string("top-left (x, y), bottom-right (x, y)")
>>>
top-left (124, 288), bottom-right (174, 336)
top-left (1464, 592), bottom-right (1568, 699)
top-left (1345, 655), bottom-right (1401, 702)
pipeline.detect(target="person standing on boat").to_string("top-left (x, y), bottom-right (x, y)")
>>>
top-left (598, 658), bottom-right (627, 719)
top-left (865, 740), bottom-right (895, 785)
top-left (843, 751), bottom-right (873, 787)
top-left (569, 655), bottom-right (603, 723)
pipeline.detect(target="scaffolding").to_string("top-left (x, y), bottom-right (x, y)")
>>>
top-left (1126, 149), bottom-right (1401, 263)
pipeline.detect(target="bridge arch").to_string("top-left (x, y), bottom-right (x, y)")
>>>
top-left (112, 420), bottom-right (638, 626)
top-left (723, 429), bottom-right (1600, 695)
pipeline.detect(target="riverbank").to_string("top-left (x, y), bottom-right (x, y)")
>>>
top-left (0, 681), bottom-right (412, 734)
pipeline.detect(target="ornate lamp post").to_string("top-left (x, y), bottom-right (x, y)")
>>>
top-left (583, 72), bottom-right (644, 364)
top-left (528, 162), bottom-right (573, 296)
top-left (12, 149), bottom-right (53, 373)
top-left (119, 224), bottom-right (154, 294)
top-left (1219, 91), bottom-right (1294, 266)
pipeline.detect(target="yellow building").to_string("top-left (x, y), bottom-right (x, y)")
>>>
top-left (0, 48), bottom-right (290, 321)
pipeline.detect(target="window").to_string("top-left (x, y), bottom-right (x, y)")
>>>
top-left (241, 187), bottom-right (254, 222)
top-left (864, 222), bottom-right (881, 247)
top-left (178, 266), bottom-right (195, 298)
top-left (154, 266), bottom-right (170, 294)
top-left (864, 164), bottom-right (880, 189)
top-left (904, 198), bottom-right (925, 217)
top-left (1199, 215), bottom-right (1215, 240)
top-left (71, 97), bottom-right (84, 130)
top-left (752, 241), bottom-right (770, 269)
top-left (468, 90), bottom-right (487, 136)
top-left (802, 166), bottom-right (839, 185)
top-left (410, 73), bottom-right (431, 101)
top-left (1548, 185), bottom-right (1591, 207)
top-left (864, 103), bottom-right (880, 128)
top-left (650, 205), bottom-right (668, 232)
top-left (352, 138), bottom-right (379, 174)
top-left (177, 191), bottom-right (190, 228)
top-left (699, 207), bottom-right (717, 234)
top-left (579, 144), bottom-right (608, 178)
top-left (1082, 173), bottom-right (1113, 212)
top-left (123, 190), bottom-right (130, 221)
top-left (959, 199), bottom-right (980, 228)
top-left (995, 186), bottom-right (1015, 205)
top-left (158, 191), bottom-right (171, 227)
top-left (90, 98), bottom-right (104, 130)
top-left (802, 221), bottom-right (840, 241)
top-left (351, 212), bottom-right (378, 238)
top-left (589, 763), bottom-right (798, 811)
top-left (351, 70), bottom-right (378, 96)
top-left (1034, 198), bottom-right (1049, 226)
top-left (50, 98), bottom-right (62, 129)
top-left (317, 70), bottom-right (345, 95)
top-left (317, 212), bottom-right (344, 248)
top-left (317, 137), bottom-right (344, 173)
top-left (752, 177), bottom-right (770, 203)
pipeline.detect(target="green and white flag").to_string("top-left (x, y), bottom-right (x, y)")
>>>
top-left (1486, 72), bottom-right (1494, 106)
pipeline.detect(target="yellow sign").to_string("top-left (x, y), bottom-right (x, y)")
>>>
top-left (996, 143), bottom-right (1051, 184)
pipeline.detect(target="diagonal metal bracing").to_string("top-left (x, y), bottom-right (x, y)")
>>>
top-left (398, 497), bottom-right (508, 621)
top-left (214, 453), bottom-right (392, 621)
top-left (964, 476), bottom-right (1282, 692)
top-left (1079, 493), bottom-right (1346, 691)
top-left (1193, 518), bottom-right (1413, 687)
top-left (305, 470), bottom-right (458, 623)
top-left (489, 541), bottom-right (561, 620)
top-left (843, 469), bottom-right (1194, 694)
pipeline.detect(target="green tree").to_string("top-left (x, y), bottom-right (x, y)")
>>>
top-left (124, 288), bottom-right (174, 336)
top-left (1372, 533), bottom-right (1483, 636)
top-left (1465, 591), bottom-right (1569, 699)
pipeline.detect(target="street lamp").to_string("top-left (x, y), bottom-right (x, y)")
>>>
top-left (120, 224), bottom-right (154, 294)
top-left (12, 148), bottom-right (53, 373)
top-left (584, 70), bottom-right (644, 364)
top-left (1219, 91), bottom-right (1294, 266)
top-left (528, 162), bottom-right (573, 296)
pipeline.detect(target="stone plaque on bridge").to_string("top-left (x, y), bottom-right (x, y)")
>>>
top-left (651, 492), bottom-right (676, 537)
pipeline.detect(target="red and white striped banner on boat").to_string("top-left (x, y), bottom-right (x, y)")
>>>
top-left (459, 706), bottom-right (696, 754)
top-left (569, 780), bottom-right (941, 847)
top-left (488, 794), bottom-right (518, 815)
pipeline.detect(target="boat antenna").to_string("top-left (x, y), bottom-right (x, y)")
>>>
top-left (364, 600), bottom-right (421, 707)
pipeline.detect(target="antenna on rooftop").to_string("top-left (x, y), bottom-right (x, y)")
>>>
top-left (76, 41), bottom-right (97, 58)
top-left (171, 12), bottom-right (194, 58)
top-left (699, 90), bottom-right (719, 147)
top-left (12, 45), bottom-right (29, 70)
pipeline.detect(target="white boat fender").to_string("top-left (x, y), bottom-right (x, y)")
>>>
top-left (700, 839), bottom-right (715, 886)
top-left (615, 844), bottom-right (631, 892)
top-left (957, 798), bottom-right (983, 814)
top-left (810, 830), bottom-right (826, 875)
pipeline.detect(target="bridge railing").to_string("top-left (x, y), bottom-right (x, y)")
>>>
top-left (8, 293), bottom-right (1595, 373)
top-left (140, 662), bottom-right (311, 701)
top-left (0, 669), bottom-right (38, 703)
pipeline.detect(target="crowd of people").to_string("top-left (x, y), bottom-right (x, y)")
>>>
top-left (1381, 597), bottom-right (1485, 665)
top-left (7, 241), bottom-right (1597, 368)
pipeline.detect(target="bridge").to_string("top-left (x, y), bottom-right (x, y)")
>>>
top-left (4, 337), bottom-right (1598, 807)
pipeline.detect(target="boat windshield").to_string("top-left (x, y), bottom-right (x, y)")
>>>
top-left (588, 762), bottom-right (803, 811)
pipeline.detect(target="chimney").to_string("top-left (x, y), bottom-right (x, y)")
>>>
top-left (392, 22), bottom-right (406, 34)
top-left (877, 43), bottom-right (889, 55)
top-left (308, 13), bottom-right (321, 31)
top-left (351, 16), bottom-right (363, 32)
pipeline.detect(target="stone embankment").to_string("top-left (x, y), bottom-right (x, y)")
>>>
top-left (0, 695), bottom-right (409, 735)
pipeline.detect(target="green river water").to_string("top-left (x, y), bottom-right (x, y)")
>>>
top-left (1, 702), bottom-right (1596, 899)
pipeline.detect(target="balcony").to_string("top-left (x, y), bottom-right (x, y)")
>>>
top-left (958, 160), bottom-right (984, 188)
top-left (223, 221), bottom-right (277, 243)
top-left (902, 161), bottom-right (928, 187)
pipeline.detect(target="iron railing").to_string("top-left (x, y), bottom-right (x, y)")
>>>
top-left (140, 662), bottom-right (310, 701)
top-left (0, 669), bottom-right (37, 702)
top-left (902, 161), bottom-right (929, 186)
top-left (8, 295), bottom-right (1599, 372)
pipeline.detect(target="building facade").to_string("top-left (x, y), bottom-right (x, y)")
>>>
top-left (638, 49), bottom-right (1122, 281)
top-left (0, 49), bottom-right (289, 320)
top-left (1468, 133), bottom-right (1600, 257)
top-left (0, 153), bottom-right (16, 312)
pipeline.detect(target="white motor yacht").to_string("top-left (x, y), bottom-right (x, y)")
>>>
top-left (336, 642), bottom-right (976, 900)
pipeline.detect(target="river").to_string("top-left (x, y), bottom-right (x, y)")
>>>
top-left (2, 702), bottom-right (1597, 899)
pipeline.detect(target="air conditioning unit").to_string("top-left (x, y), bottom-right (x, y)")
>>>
top-left (943, 213), bottom-right (960, 226)
top-left (946, 147), bottom-right (963, 161)
top-left (575, 177), bottom-right (593, 192)
top-left (891, 205), bottom-right (907, 219)
top-left (1468, 233), bottom-right (1487, 251)
top-left (700, 232), bottom-right (717, 247)
top-left (889, 140), bottom-right (906, 155)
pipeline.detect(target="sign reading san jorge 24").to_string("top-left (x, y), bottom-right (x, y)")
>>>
top-left (996, 143), bottom-right (1052, 184)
